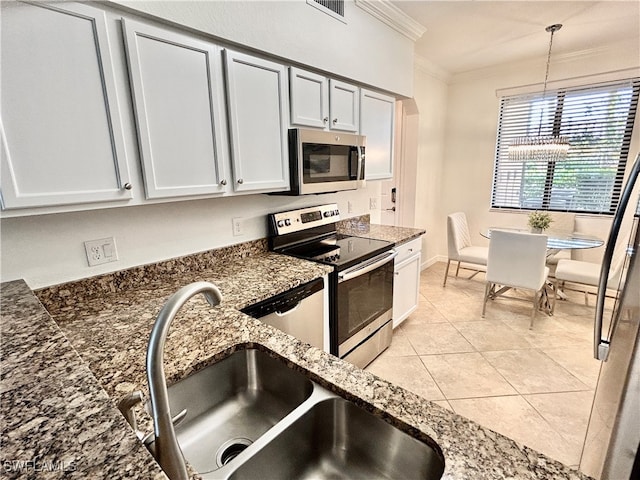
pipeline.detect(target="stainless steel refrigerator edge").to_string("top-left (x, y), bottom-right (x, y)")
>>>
top-left (580, 152), bottom-right (640, 480)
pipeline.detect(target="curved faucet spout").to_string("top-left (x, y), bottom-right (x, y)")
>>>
top-left (146, 282), bottom-right (223, 480)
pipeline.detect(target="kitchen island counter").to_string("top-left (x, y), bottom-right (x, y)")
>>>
top-left (2, 237), bottom-right (591, 480)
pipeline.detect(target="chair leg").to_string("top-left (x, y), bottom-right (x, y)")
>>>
top-left (530, 290), bottom-right (539, 329)
top-left (455, 261), bottom-right (461, 278)
top-left (443, 260), bottom-right (451, 287)
top-left (482, 282), bottom-right (491, 318)
top-left (551, 279), bottom-right (558, 315)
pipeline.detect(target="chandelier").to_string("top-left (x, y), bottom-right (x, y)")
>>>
top-left (509, 24), bottom-right (570, 162)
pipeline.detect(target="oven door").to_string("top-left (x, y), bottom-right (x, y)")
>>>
top-left (336, 250), bottom-right (397, 357)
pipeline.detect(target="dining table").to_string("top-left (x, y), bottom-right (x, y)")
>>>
top-left (481, 228), bottom-right (604, 255)
top-left (481, 228), bottom-right (605, 304)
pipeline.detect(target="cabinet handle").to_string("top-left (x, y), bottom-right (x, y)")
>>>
top-left (220, 179), bottom-right (227, 186)
top-left (123, 183), bottom-right (132, 191)
top-left (408, 248), bottom-right (413, 253)
top-left (237, 178), bottom-right (244, 184)
top-left (332, 118), bottom-right (338, 125)
top-left (323, 117), bottom-right (329, 124)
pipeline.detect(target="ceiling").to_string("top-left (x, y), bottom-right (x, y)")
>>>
top-left (390, 1), bottom-right (640, 75)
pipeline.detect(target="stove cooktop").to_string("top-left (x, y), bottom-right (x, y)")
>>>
top-left (280, 234), bottom-right (393, 271)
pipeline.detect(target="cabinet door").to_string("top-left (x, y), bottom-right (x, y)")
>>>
top-left (329, 80), bottom-right (360, 133)
top-left (361, 89), bottom-right (395, 180)
top-left (393, 252), bottom-right (421, 328)
top-left (122, 19), bottom-right (228, 199)
top-left (1, 2), bottom-right (132, 210)
top-left (289, 68), bottom-right (329, 129)
top-left (224, 50), bottom-right (290, 193)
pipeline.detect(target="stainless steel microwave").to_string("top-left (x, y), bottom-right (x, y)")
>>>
top-left (282, 128), bottom-right (366, 195)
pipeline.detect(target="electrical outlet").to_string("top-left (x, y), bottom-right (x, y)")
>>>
top-left (369, 197), bottom-right (378, 210)
top-left (232, 217), bottom-right (244, 236)
top-left (84, 237), bottom-right (118, 267)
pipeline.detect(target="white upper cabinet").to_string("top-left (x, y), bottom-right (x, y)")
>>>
top-left (289, 68), bottom-right (359, 133)
top-left (289, 68), bottom-right (329, 129)
top-left (122, 19), bottom-right (229, 199)
top-left (329, 80), bottom-right (360, 133)
top-left (224, 50), bottom-right (290, 193)
top-left (0, 2), bottom-right (132, 210)
top-left (360, 89), bottom-right (395, 180)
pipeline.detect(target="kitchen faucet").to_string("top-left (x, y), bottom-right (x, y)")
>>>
top-left (146, 282), bottom-right (223, 480)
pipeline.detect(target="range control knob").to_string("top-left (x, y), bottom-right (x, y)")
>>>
top-left (323, 211), bottom-right (331, 217)
top-left (277, 220), bottom-right (285, 228)
top-left (284, 219), bottom-right (292, 226)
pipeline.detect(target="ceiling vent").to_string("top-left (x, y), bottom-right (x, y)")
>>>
top-left (308, 0), bottom-right (345, 20)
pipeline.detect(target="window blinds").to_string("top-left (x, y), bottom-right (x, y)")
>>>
top-left (492, 77), bottom-right (639, 214)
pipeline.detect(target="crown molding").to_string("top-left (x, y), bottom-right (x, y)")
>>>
top-left (413, 54), bottom-right (451, 84)
top-left (355, 0), bottom-right (426, 42)
top-left (450, 38), bottom-right (640, 85)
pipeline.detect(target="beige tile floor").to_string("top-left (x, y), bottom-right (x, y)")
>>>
top-left (366, 261), bottom-right (603, 471)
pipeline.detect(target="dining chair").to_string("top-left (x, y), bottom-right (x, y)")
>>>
top-left (482, 230), bottom-right (550, 328)
top-left (443, 212), bottom-right (488, 286)
top-left (546, 212), bottom-right (576, 275)
top-left (552, 253), bottom-right (626, 312)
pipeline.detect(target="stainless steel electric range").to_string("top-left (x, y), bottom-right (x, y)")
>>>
top-left (269, 203), bottom-right (396, 368)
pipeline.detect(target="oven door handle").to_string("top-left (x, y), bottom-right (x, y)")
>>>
top-left (338, 250), bottom-right (398, 283)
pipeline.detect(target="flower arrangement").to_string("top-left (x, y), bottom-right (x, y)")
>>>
top-left (528, 211), bottom-right (552, 232)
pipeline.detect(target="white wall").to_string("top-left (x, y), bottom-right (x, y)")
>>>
top-left (419, 38), bottom-right (640, 265)
top-left (411, 62), bottom-right (449, 266)
top-left (0, 185), bottom-right (382, 289)
top-left (111, 0), bottom-right (415, 96)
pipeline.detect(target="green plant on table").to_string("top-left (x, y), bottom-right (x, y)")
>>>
top-left (528, 211), bottom-right (553, 231)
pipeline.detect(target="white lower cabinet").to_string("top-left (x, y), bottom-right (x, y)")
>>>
top-left (122, 19), bottom-right (229, 199)
top-left (393, 238), bottom-right (422, 328)
top-left (224, 50), bottom-right (290, 193)
top-left (1, 2), bottom-right (133, 210)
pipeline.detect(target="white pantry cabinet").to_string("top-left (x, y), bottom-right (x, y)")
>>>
top-left (360, 89), bottom-right (395, 180)
top-left (122, 19), bottom-right (229, 199)
top-left (393, 237), bottom-right (422, 328)
top-left (0, 2), bottom-right (132, 210)
top-left (224, 50), bottom-right (290, 193)
top-left (289, 67), bottom-right (359, 133)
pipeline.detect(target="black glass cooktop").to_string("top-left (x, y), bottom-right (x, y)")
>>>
top-left (280, 234), bottom-right (393, 271)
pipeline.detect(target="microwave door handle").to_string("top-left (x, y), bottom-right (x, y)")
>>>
top-left (356, 146), bottom-right (364, 181)
top-left (338, 250), bottom-right (398, 283)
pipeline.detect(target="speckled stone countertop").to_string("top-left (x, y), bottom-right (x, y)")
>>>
top-left (338, 215), bottom-right (426, 245)
top-left (3, 229), bottom-right (591, 480)
top-left (0, 280), bottom-right (167, 479)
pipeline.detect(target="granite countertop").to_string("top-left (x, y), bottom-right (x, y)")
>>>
top-left (0, 280), bottom-right (167, 479)
top-left (338, 217), bottom-right (426, 245)
top-left (2, 227), bottom-right (590, 480)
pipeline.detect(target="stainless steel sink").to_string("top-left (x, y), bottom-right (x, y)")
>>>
top-left (165, 348), bottom-right (313, 474)
top-left (228, 397), bottom-right (445, 480)
top-left (146, 347), bottom-right (443, 480)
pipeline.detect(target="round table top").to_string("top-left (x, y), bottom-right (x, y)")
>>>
top-left (482, 228), bottom-right (604, 250)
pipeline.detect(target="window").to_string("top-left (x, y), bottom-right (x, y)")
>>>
top-left (492, 78), bottom-right (639, 214)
